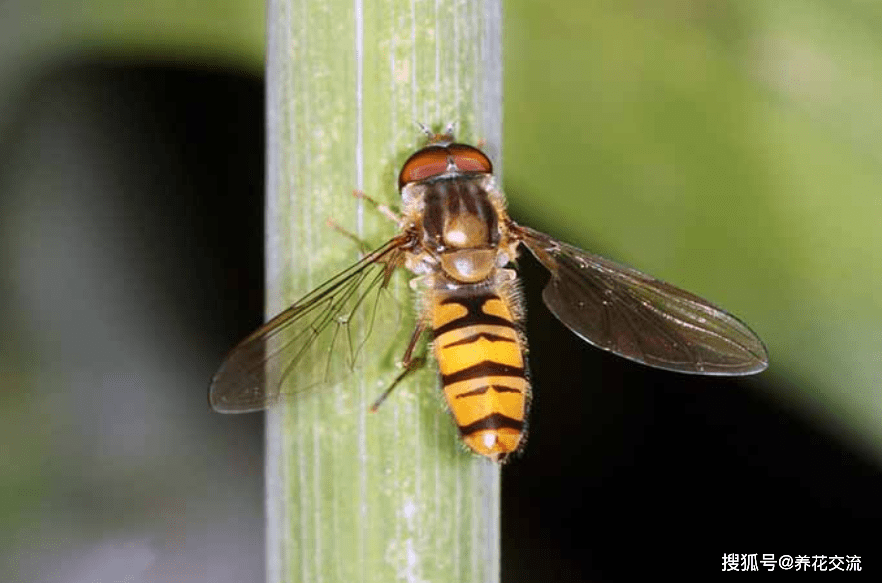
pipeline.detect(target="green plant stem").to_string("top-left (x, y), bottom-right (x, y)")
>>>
top-left (265, 1), bottom-right (502, 581)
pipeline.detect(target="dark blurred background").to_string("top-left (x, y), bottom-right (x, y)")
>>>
top-left (2, 1), bottom-right (880, 581)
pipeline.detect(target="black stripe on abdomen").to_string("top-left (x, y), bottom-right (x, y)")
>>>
top-left (458, 412), bottom-right (524, 436)
top-left (441, 361), bottom-right (525, 386)
top-left (454, 384), bottom-right (522, 399)
top-left (442, 331), bottom-right (516, 349)
top-left (433, 295), bottom-right (517, 338)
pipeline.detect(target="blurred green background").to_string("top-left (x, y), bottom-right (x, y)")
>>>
top-left (506, 0), bottom-right (882, 450)
top-left (1, 0), bottom-right (879, 581)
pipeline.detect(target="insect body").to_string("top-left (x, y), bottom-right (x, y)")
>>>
top-left (430, 287), bottom-right (528, 460)
top-left (210, 131), bottom-right (768, 462)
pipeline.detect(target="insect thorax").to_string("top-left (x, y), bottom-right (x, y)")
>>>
top-left (401, 174), bottom-right (516, 285)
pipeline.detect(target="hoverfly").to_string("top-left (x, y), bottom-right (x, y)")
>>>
top-left (210, 129), bottom-right (768, 462)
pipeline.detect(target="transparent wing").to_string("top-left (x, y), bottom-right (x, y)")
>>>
top-left (209, 235), bottom-right (410, 412)
top-left (514, 224), bottom-right (768, 375)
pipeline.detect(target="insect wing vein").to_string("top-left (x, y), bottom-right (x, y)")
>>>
top-left (209, 236), bottom-right (408, 412)
top-left (515, 224), bottom-right (768, 375)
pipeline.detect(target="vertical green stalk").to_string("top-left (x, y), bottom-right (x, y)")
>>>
top-left (265, 1), bottom-right (502, 582)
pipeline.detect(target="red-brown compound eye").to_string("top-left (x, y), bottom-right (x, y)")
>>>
top-left (398, 146), bottom-right (449, 189)
top-left (398, 143), bottom-right (494, 189)
top-left (447, 144), bottom-right (493, 174)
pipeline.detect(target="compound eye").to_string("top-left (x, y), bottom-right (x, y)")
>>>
top-left (448, 144), bottom-right (493, 174)
top-left (398, 146), bottom-right (449, 189)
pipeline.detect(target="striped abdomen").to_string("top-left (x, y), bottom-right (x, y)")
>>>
top-left (431, 287), bottom-right (529, 461)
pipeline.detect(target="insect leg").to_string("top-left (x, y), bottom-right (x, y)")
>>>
top-left (353, 189), bottom-right (401, 223)
top-left (369, 322), bottom-right (428, 412)
top-left (399, 321), bottom-right (428, 369)
top-left (325, 217), bottom-right (375, 254)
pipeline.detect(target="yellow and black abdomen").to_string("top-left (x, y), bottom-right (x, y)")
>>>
top-left (431, 287), bottom-right (529, 461)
